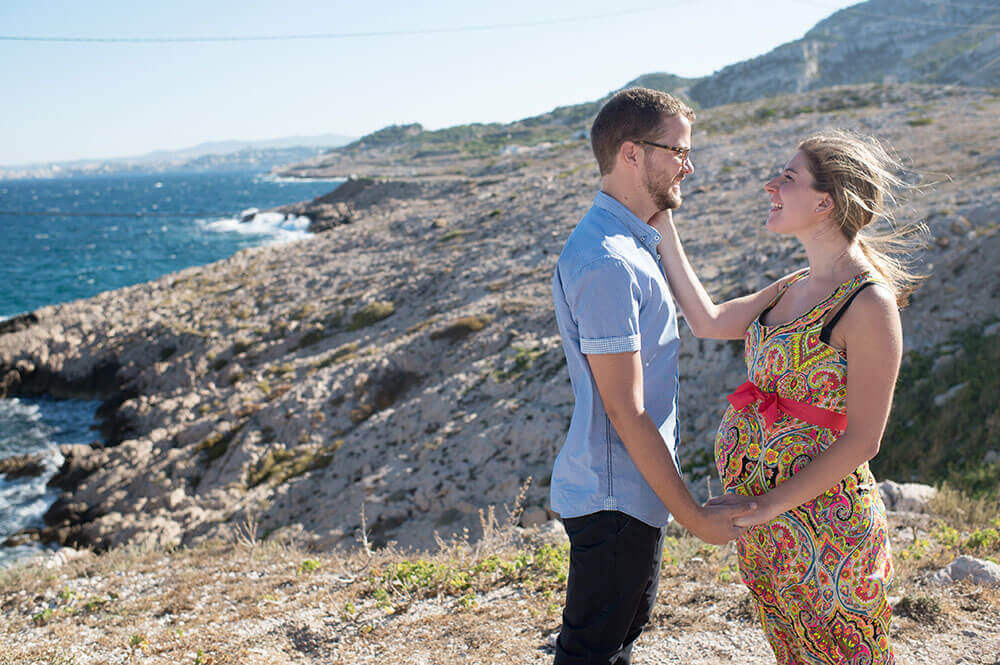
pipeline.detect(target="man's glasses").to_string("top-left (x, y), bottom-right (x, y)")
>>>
top-left (634, 139), bottom-right (691, 162)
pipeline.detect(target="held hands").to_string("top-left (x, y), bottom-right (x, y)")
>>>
top-left (704, 493), bottom-right (777, 528)
top-left (691, 495), bottom-right (757, 545)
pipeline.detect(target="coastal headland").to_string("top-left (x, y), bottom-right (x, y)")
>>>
top-left (1, 82), bottom-right (998, 662)
top-left (1, 83), bottom-right (998, 554)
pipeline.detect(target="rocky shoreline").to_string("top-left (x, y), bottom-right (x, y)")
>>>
top-left (1, 83), bottom-right (998, 556)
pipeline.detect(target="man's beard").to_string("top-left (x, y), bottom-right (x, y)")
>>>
top-left (645, 171), bottom-right (682, 211)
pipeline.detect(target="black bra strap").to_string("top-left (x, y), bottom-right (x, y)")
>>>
top-left (819, 282), bottom-right (875, 344)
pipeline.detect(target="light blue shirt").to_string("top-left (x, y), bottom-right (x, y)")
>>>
top-left (551, 191), bottom-right (681, 527)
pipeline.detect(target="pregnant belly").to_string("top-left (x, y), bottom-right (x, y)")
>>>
top-left (714, 406), bottom-right (829, 496)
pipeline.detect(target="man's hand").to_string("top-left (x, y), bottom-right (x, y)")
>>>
top-left (705, 493), bottom-right (776, 528)
top-left (688, 497), bottom-right (757, 545)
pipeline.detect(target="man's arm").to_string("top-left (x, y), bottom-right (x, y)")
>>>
top-left (587, 350), bottom-right (753, 544)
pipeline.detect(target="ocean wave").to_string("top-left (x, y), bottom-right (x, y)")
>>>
top-left (198, 211), bottom-right (312, 243)
top-left (259, 174), bottom-right (346, 185)
top-left (0, 396), bottom-right (99, 568)
top-left (0, 398), bottom-right (47, 458)
top-left (0, 461), bottom-right (63, 532)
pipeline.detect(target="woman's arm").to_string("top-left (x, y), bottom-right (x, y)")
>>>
top-left (730, 285), bottom-right (903, 526)
top-left (649, 210), bottom-right (796, 340)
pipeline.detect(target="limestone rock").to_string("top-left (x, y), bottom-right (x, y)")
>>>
top-left (48, 444), bottom-right (104, 491)
top-left (525, 519), bottom-right (568, 547)
top-left (933, 383), bottom-right (967, 407)
top-left (0, 453), bottom-right (46, 479)
top-left (878, 480), bottom-right (937, 513)
top-left (932, 556), bottom-right (1000, 587)
top-left (520, 506), bottom-right (549, 528)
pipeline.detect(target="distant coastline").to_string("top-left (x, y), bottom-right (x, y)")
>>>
top-left (0, 133), bottom-right (356, 181)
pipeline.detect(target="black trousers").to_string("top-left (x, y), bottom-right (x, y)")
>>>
top-left (554, 511), bottom-right (666, 665)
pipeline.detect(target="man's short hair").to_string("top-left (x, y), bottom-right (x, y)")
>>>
top-left (590, 88), bottom-right (696, 176)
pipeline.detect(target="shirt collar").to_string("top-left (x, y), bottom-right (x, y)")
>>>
top-left (593, 191), bottom-right (662, 254)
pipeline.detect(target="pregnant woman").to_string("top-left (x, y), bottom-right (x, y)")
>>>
top-left (651, 130), bottom-right (925, 664)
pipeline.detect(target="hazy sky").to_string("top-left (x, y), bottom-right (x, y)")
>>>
top-left (0, 0), bottom-right (860, 165)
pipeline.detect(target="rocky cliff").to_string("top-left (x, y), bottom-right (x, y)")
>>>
top-left (687, 0), bottom-right (1000, 107)
top-left (1, 83), bottom-right (997, 555)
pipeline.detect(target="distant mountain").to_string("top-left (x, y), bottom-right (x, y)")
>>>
top-left (0, 133), bottom-right (356, 180)
top-left (687, 0), bottom-right (999, 108)
top-left (281, 0), bottom-right (998, 177)
top-left (130, 134), bottom-right (356, 163)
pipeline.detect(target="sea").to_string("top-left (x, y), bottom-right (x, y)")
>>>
top-left (0, 170), bottom-right (342, 567)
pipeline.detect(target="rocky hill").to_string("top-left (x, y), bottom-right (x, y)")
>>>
top-left (275, 0), bottom-right (998, 181)
top-left (687, 0), bottom-right (1000, 107)
top-left (0, 82), bottom-right (997, 558)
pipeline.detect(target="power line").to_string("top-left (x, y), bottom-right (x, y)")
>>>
top-left (0, 6), bottom-right (671, 44)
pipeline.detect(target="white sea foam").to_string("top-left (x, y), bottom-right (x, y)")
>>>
top-left (0, 459), bottom-right (62, 530)
top-left (199, 212), bottom-right (312, 244)
top-left (0, 397), bottom-right (98, 568)
top-left (260, 174), bottom-right (347, 185)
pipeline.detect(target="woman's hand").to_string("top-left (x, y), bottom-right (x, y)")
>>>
top-left (648, 209), bottom-right (674, 244)
top-left (646, 208), bottom-right (793, 340)
top-left (705, 493), bottom-right (777, 527)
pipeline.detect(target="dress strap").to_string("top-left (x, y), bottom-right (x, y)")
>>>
top-left (759, 269), bottom-right (809, 319)
top-left (819, 282), bottom-right (877, 344)
top-left (803, 271), bottom-right (880, 326)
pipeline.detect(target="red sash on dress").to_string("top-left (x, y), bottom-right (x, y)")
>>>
top-left (727, 380), bottom-right (847, 431)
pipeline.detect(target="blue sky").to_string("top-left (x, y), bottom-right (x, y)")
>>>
top-left (0, 0), bottom-right (859, 165)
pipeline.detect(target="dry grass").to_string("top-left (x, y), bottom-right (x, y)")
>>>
top-left (2, 498), bottom-right (998, 664)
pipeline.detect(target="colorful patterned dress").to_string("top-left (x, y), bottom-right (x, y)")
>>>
top-left (714, 270), bottom-right (895, 665)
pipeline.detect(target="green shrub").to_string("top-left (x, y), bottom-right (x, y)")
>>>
top-left (196, 424), bottom-right (245, 464)
top-left (365, 543), bottom-right (570, 604)
top-left (298, 559), bottom-right (321, 574)
top-left (32, 608), bottom-right (55, 625)
top-left (295, 327), bottom-right (328, 350)
top-left (874, 322), bottom-right (1000, 503)
top-left (349, 301), bottom-right (395, 330)
top-left (247, 444), bottom-right (337, 488)
top-left (494, 346), bottom-right (547, 381)
top-left (430, 315), bottom-right (494, 342)
top-left (440, 229), bottom-right (468, 242)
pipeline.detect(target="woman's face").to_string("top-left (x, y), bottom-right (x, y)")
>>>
top-left (763, 150), bottom-right (830, 235)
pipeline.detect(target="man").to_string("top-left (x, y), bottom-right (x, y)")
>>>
top-left (550, 88), bottom-right (754, 665)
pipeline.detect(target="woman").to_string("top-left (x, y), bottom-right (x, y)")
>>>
top-left (650, 130), bottom-right (925, 664)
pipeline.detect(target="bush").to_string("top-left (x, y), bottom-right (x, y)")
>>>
top-left (247, 445), bottom-right (337, 488)
top-left (349, 301), bottom-right (395, 330)
top-left (874, 322), bottom-right (1000, 503)
top-left (894, 595), bottom-right (943, 624)
top-left (430, 315), bottom-right (494, 343)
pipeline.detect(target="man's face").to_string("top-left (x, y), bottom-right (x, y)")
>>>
top-left (640, 115), bottom-right (694, 211)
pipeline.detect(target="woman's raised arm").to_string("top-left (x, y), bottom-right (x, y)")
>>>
top-left (649, 210), bottom-right (797, 340)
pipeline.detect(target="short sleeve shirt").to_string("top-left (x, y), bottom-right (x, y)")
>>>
top-left (551, 191), bottom-right (681, 527)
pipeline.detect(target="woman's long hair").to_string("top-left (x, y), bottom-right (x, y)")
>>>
top-left (798, 130), bottom-right (928, 307)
